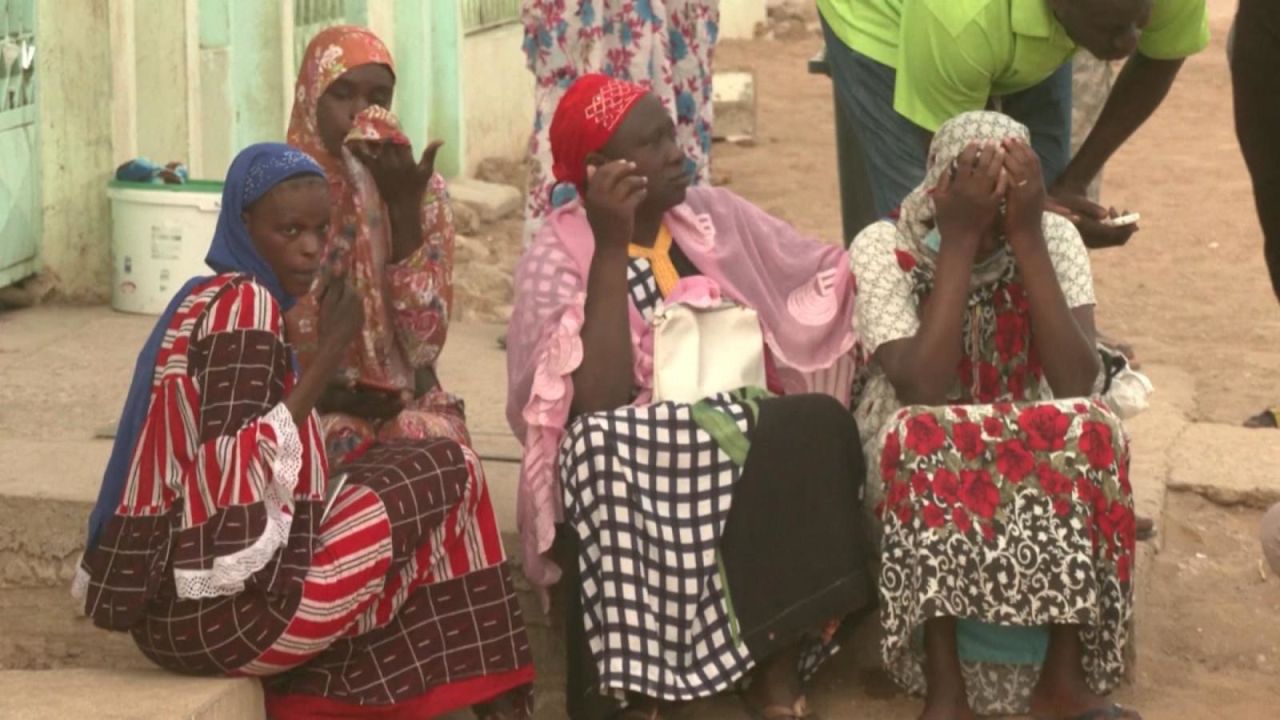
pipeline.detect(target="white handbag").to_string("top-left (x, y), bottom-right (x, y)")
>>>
top-left (650, 301), bottom-right (768, 404)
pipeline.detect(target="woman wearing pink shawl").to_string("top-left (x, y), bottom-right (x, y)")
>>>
top-left (507, 74), bottom-right (875, 720)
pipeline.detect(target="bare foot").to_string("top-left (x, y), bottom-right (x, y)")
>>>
top-left (742, 646), bottom-right (807, 718)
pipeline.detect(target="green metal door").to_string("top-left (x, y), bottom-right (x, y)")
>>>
top-left (0, 0), bottom-right (38, 287)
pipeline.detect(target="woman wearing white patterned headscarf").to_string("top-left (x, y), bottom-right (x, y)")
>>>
top-left (849, 111), bottom-right (1141, 719)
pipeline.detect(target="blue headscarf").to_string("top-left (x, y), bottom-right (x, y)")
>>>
top-left (84, 143), bottom-right (325, 552)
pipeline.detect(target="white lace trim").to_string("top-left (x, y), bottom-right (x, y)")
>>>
top-left (173, 402), bottom-right (303, 600)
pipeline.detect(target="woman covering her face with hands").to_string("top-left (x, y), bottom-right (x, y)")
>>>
top-left (850, 111), bottom-right (1139, 720)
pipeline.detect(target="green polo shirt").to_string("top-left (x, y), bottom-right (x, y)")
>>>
top-left (817, 0), bottom-right (1210, 131)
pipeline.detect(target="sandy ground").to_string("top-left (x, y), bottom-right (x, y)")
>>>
top-left (713, 0), bottom-right (1278, 427)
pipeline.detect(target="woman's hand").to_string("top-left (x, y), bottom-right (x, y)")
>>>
top-left (1001, 138), bottom-right (1047, 246)
top-left (352, 140), bottom-right (444, 263)
top-left (316, 274), bottom-right (364, 357)
top-left (1047, 182), bottom-right (1138, 249)
top-left (286, 273), bottom-right (364, 426)
top-left (316, 382), bottom-right (404, 421)
top-left (932, 142), bottom-right (1007, 248)
top-left (584, 159), bottom-right (647, 251)
top-left (351, 140), bottom-right (442, 210)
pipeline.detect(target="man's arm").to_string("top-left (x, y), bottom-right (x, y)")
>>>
top-left (1054, 53), bottom-right (1185, 194)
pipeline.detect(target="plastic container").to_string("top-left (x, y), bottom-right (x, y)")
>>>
top-left (107, 180), bottom-right (223, 314)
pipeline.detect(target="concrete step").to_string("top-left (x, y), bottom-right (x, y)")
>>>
top-left (0, 670), bottom-right (263, 720)
top-left (448, 177), bottom-right (523, 222)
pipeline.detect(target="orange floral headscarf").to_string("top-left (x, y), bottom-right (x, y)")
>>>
top-left (288, 25), bottom-right (394, 172)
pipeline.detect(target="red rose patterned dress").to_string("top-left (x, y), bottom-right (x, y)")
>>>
top-left (850, 209), bottom-right (1134, 715)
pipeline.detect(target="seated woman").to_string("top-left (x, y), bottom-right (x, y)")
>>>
top-left (75, 144), bottom-right (533, 720)
top-left (285, 26), bottom-right (469, 462)
top-left (849, 112), bottom-right (1138, 720)
top-left (507, 74), bottom-right (876, 720)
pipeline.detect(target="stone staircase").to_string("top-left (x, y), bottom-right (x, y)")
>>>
top-left (0, 310), bottom-right (565, 719)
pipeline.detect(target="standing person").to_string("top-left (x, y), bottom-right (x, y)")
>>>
top-left (817, 0), bottom-right (1208, 249)
top-left (507, 74), bottom-right (875, 719)
top-left (286, 26), bottom-right (469, 462)
top-left (1230, 0), bottom-right (1280, 429)
top-left (1071, 53), bottom-right (1115, 204)
top-left (521, 0), bottom-right (718, 244)
top-left (849, 113), bottom-right (1138, 718)
top-left (75, 144), bottom-right (534, 720)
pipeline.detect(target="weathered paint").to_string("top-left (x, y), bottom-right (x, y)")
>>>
top-left (229, 0), bottom-right (286, 152)
top-left (36, 0), bottom-right (114, 301)
top-left (198, 0), bottom-right (234, 176)
top-left (109, 0), bottom-right (138, 164)
top-left (459, 22), bottom-right (533, 174)
top-left (133, 0), bottom-right (191, 165)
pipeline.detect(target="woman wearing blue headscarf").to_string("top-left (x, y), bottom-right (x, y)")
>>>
top-left (73, 144), bottom-right (534, 719)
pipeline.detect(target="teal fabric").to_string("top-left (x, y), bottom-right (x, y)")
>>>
top-left (957, 620), bottom-right (1049, 666)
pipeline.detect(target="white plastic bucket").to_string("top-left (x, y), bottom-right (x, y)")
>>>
top-left (107, 180), bottom-right (223, 314)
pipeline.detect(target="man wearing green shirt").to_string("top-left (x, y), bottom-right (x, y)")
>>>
top-left (819, 0), bottom-right (1209, 247)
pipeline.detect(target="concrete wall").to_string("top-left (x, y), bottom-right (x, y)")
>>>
top-left (37, 0), bottom-right (115, 301)
top-left (133, 0), bottom-right (193, 166)
top-left (459, 22), bottom-right (533, 174)
top-left (721, 0), bottom-right (768, 39)
top-left (31, 0), bottom-right (508, 300)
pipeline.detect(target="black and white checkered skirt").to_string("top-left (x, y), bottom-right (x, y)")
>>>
top-left (560, 392), bottom-right (876, 703)
top-left (561, 395), bottom-right (751, 701)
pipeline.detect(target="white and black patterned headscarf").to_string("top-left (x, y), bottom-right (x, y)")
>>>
top-left (897, 111), bottom-right (1031, 285)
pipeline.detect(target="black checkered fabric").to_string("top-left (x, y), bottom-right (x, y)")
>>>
top-left (560, 395), bottom-right (760, 701)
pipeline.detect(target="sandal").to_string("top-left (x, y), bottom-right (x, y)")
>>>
top-left (1245, 407), bottom-right (1280, 429)
top-left (741, 694), bottom-right (820, 719)
top-left (1036, 703), bottom-right (1142, 720)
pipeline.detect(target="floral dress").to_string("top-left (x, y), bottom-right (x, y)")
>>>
top-left (521, 0), bottom-right (718, 242)
top-left (849, 214), bottom-right (1136, 716)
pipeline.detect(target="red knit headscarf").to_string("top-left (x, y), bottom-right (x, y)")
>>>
top-left (549, 74), bottom-right (650, 194)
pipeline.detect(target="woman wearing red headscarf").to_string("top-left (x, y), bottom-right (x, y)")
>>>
top-left (282, 27), bottom-right (534, 719)
top-left (507, 74), bottom-right (877, 719)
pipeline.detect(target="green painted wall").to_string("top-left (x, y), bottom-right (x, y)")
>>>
top-left (393, 0), bottom-right (462, 177)
top-left (229, 0), bottom-right (286, 154)
top-left (36, 0), bottom-right (114, 300)
top-left (134, 0), bottom-right (191, 165)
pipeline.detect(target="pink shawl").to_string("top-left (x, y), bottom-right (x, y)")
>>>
top-left (506, 186), bottom-right (861, 588)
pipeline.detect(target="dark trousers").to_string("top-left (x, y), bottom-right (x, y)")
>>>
top-left (1232, 0), bottom-right (1280, 302)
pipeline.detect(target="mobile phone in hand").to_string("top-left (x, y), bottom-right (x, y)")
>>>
top-left (1101, 212), bottom-right (1140, 228)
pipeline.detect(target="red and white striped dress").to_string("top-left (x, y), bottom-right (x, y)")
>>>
top-left (76, 274), bottom-right (533, 718)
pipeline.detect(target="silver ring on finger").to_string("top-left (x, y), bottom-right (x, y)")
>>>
top-left (1016, 179), bottom-right (1029, 187)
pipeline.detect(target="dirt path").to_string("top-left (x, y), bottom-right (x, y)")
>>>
top-left (713, 0), bottom-right (1277, 426)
